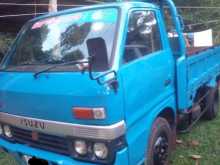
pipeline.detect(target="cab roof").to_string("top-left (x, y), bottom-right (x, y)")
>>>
top-left (29, 1), bottom-right (158, 23)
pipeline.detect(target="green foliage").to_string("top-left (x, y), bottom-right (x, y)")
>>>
top-left (171, 113), bottom-right (220, 165)
top-left (0, 151), bottom-right (17, 165)
top-left (174, 0), bottom-right (220, 44)
top-left (0, 33), bottom-right (15, 60)
top-left (0, 33), bottom-right (14, 53)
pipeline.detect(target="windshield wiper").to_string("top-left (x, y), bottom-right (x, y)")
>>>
top-left (33, 59), bottom-right (89, 79)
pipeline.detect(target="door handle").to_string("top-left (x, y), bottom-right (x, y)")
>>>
top-left (164, 79), bottom-right (172, 86)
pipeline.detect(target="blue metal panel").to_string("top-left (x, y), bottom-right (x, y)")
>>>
top-left (186, 47), bottom-right (220, 108)
top-left (124, 95), bottom-right (176, 165)
top-left (0, 72), bottom-right (124, 125)
top-left (176, 55), bottom-right (188, 111)
top-left (117, 7), bottom-right (176, 164)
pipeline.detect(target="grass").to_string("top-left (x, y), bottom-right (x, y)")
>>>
top-left (0, 115), bottom-right (220, 165)
top-left (0, 151), bottom-right (17, 165)
top-left (171, 114), bottom-right (220, 165)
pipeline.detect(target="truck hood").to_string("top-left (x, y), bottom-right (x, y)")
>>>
top-left (0, 72), bottom-right (124, 125)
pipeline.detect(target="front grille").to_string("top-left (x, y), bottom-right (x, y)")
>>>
top-left (11, 127), bottom-right (70, 155)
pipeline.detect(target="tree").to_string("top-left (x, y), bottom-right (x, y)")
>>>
top-left (0, 33), bottom-right (14, 59)
top-left (174, 0), bottom-right (220, 44)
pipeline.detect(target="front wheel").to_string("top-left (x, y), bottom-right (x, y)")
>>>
top-left (145, 117), bottom-right (172, 165)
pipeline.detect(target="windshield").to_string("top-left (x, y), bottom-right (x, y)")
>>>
top-left (3, 8), bottom-right (118, 71)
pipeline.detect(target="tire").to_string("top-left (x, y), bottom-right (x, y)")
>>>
top-left (145, 117), bottom-right (172, 165)
top-left (203, 87), bottom-right (219, 120)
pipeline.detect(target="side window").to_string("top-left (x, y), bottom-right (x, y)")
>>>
top-left (123, 10), bottom-right (162, 63)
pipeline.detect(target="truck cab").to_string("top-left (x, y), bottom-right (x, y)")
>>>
top-left (0, 0), bottom-right (220, 165)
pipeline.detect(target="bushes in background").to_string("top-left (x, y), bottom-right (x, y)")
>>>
top-left (0, 33), bottom-right (15, 61)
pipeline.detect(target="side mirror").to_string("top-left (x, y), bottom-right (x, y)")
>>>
top-left (86, 37), bottom-right (109, 71)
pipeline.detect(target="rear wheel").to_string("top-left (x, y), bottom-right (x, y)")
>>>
top-left (145, 117), bottom-right (172, 165)
top-left (203, 87), bottom-right (219, 120)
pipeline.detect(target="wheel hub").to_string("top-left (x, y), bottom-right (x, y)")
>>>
top-left (153, 135), bottom-right (169, 165)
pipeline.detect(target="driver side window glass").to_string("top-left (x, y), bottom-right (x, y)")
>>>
top-left (123, 10), bottom-right (162, 63)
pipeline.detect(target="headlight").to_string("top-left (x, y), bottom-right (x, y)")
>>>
top-left (71, 136), bottom-right (126, 164)
top-left (74, 140), bottom-right (88, 156)
top-left (93, 143), bottom-right (108, 159)
top-left (3, 125), bottom-right (12, 138)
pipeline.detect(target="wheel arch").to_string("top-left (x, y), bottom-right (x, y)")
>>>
top-left (125, 96), bottom-right (177, 165)
top-left (157, 107), bottom-right (176, 130)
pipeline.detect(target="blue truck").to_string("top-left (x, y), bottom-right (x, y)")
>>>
top-left (0, 0), bottom-right (220, 165)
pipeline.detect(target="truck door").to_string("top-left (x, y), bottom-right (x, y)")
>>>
top-left (119, 9), bottom-right (175, 164)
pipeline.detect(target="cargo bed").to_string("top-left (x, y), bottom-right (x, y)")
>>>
top-left (187, 46), bottom-right (220, 105)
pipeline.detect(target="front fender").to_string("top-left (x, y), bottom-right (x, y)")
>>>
top-left (125, 94), bottom-right (176, 165)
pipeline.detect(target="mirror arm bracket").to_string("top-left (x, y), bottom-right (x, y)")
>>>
top-left (88, 55), bottom-right (119, 93)
top-left (88, 67), bottom-right (119, 93)
top-left (108, 79), bottom-right (119, 93)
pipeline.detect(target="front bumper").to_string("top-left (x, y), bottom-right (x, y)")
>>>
top-left (0, 138), bottom-right (129, 165)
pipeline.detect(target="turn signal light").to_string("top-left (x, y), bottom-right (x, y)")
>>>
top-left (73, 107), bottom-right (106, 120)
